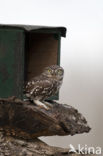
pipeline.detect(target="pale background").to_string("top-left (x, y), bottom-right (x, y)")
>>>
top-left (0, 0), bottom-right (103, 149)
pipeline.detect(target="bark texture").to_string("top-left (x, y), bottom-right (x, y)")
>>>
top-left (0, 132), bottom-right (95, 156)
top-left (0, 97), bottom-right (92, 156)
top-left (0, 97), bottom-right (91, 139)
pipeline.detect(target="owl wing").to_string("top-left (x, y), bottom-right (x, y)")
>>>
top-left (25, 77), bottom-right (53, 99)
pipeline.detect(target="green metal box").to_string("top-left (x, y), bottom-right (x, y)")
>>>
top-left (0, 24), bottom-right (66, 99)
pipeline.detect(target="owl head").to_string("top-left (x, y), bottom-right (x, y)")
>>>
top-left (42, 65), bottom-right (64, 80)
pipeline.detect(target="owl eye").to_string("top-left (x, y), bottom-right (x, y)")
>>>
top-left (58, 69), bottom-right (63, 75)
top-left (47, 69), bottom-right (51, 73)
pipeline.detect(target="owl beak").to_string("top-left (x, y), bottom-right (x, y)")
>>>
top-left (53, 73), bottom-right (57, 78)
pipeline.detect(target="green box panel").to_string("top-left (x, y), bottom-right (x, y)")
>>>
top-left (0, 28), bottom-right (25, 98)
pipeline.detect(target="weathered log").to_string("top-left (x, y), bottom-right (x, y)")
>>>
top-left (0, 132), bottom-right (95, 156)
top-left (0, 97), bottom-right (91, 139)
top-left (0, 97), bottom-right (93, 156)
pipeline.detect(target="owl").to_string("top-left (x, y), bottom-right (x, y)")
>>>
top-left (25, 65), bottom-right (64, 109)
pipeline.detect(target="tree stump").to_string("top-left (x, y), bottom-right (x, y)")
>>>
top-left (0, 97), bottom-right (92, 156)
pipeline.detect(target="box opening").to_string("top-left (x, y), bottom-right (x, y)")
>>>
top-left (25, 32), bottom-right (59, 82)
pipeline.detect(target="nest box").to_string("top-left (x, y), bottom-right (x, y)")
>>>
top-left (0, 24), bottom-right (66, 99)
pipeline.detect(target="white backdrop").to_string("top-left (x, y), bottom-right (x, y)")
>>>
top-left (0, 0), bottom-right (103, 149)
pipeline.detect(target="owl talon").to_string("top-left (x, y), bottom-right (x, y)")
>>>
top-left (40, 105), bottom-right (49, 110)
top-left (43, 101), bottom-right (53, 108)
top-left (33, 100), bottom-right (49, 110)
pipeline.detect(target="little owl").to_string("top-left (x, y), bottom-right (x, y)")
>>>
top-left (25, 65), bottom-right (64, 109)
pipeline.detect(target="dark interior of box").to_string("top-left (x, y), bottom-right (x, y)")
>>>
top-left (25, 32), bottom-right (59, 82)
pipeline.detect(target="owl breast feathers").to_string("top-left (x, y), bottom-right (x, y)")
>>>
top-left (25, 65), bottom-right (64, 101)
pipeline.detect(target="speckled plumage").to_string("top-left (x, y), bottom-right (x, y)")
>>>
top-left (25, 65), bottom-right (64, 107)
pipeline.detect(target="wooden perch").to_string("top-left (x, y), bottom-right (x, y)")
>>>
top-left (0, 132), bottom-right (95, 156)
top-left (0, 97), bottom-right (92, 156)
top-left (0, 97), bottom-right (91, 139)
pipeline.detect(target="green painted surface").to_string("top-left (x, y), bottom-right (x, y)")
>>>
top-left (0, 28), bottom-right (25, 98)
top-left (0, 28), bottom-right (61, 100)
